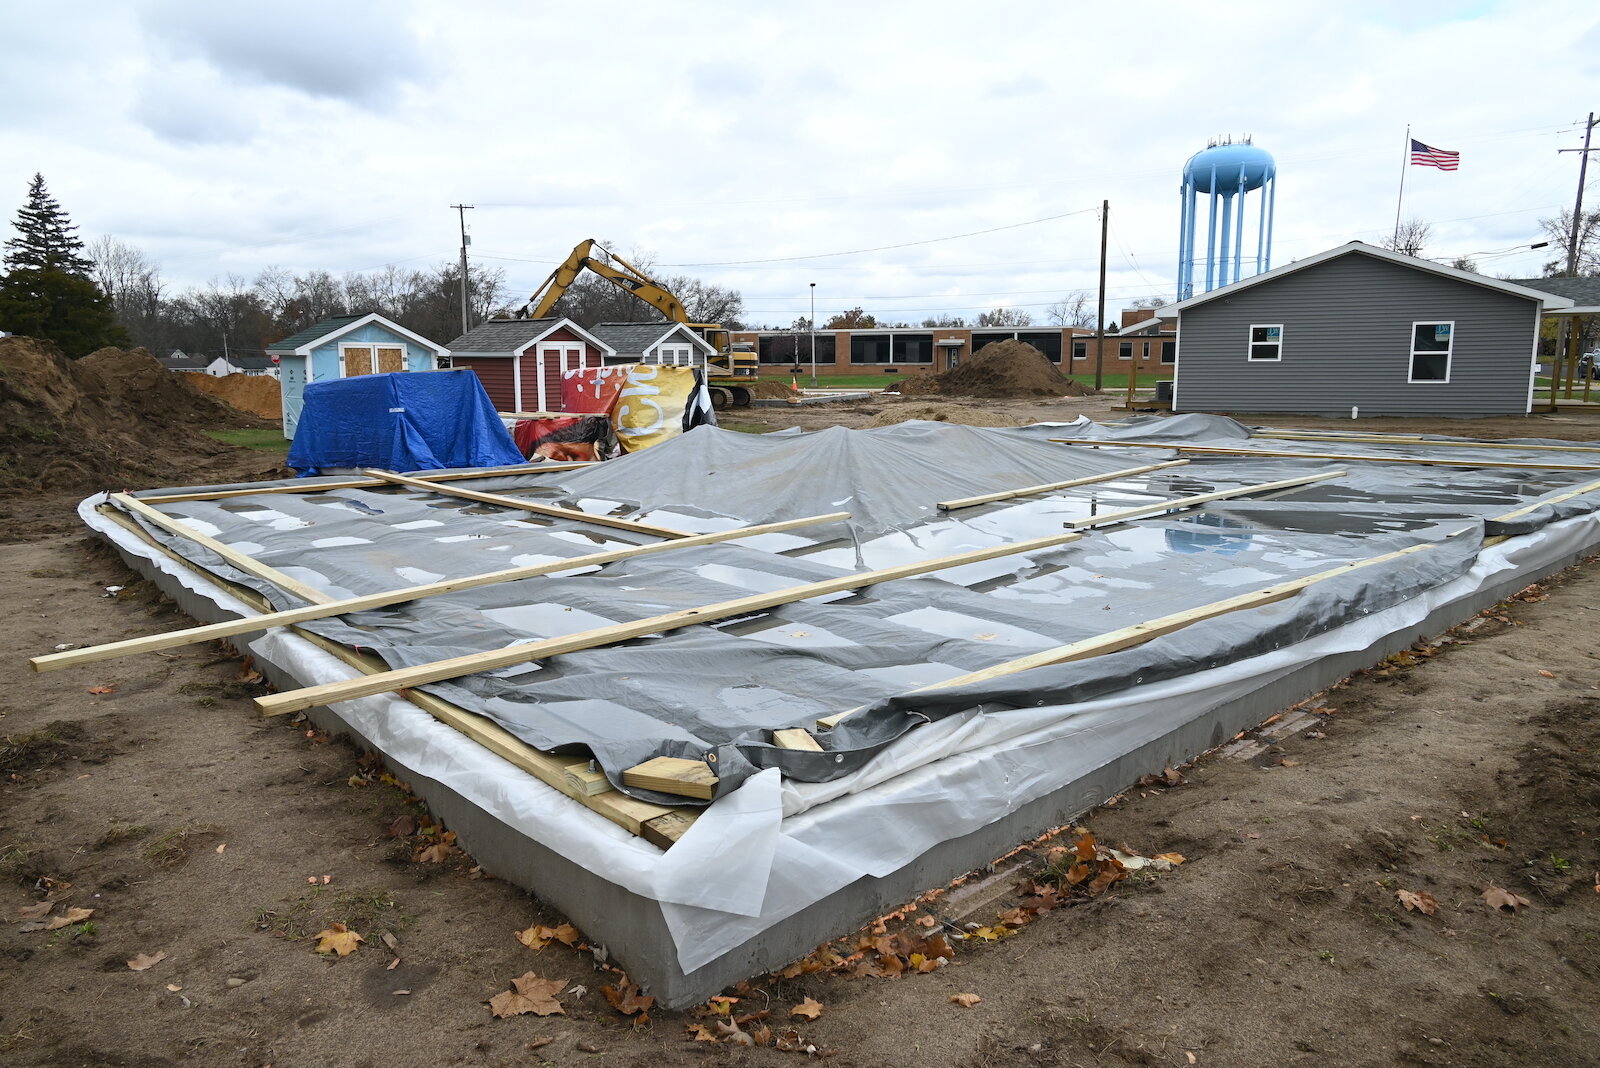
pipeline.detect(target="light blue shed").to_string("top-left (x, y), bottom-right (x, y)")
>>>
top-left (266, 313), bottom-right (450, 438)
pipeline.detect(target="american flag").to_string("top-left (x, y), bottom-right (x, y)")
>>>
top-left (1410, 139), bottom-right (1460, 170)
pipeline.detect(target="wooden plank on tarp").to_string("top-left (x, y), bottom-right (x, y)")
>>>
top-left (363, 468), bottom-right (692, 538)
top-left (935, 460), bottom-right (1190, 511)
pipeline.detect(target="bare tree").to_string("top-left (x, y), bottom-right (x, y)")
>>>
top-left (920, 315), bottom-right (966, 328)
top-left (85, 236), bottom-right (164, 345)
top-left (824, 307), bottom-right (878, 329)
top-left (660, 274), bottom-right (744, 329)
top-left (1380, 217), bottom-right (1433, 258)
top-left (1045, 291), bottom-right (1096, 328)
top-left (1448, 256), bottom-right (1479, 274)
top-left (1538, 207), bottom-right (1600, 276)
top-left (975, 307), bottom-right (1033, 327)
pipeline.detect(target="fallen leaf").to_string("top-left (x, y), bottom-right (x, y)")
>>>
top-left (165, 983), bottom-right (182, 992)
top-left (1537, 670), bottom-right (1555, 678)
top-left (526, 1037), bottom-right (553, 1051)
top-left (214, 843), bottom-right (226, 854)
top-left (601, 977), bottom-right (654, 1016)
top-left (14, 902), bottom-right (50, 921)
top-left (1186, 1053), bottom-right (1197, 1065)
top-left (790, 997), bottom-right (824, 1020)
top-left (489, 972), bottom-right (567, 1017)
top-left (314, 923), bottom-right (364, 956)
top-left (716, 1019), bottom-right (753, 1046)
top-left (87, 685), bottom-right (116, 695)
top-left (1396, 889), bottom-right (1439, 916)
top-left (951, 993), bottom-right (982, 1007)
top-left (45, 907), bottom-right (95, 930)
top-left (386, 814), bottom-right (417, 838)
top-left (386, 957), bottom-right (401, 970)
top-left (515, 922), bottom-right (582, 951)
top-left (126, 951), bottom-right (167, 971)
top-left (687, 1022), bottom-right (719, 1042)
top-left (413, 830), bottom-right (458, 864)
top-left (1482, 885), bottom-right (1531, 913)
top-left (1154, 852), bottom-right (1186, 865)
top-left (1278, 758), bottom-right (1303, 768)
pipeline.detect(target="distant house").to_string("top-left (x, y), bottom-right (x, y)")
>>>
top-left (205, 353), bottom-right (278, 378)
top-left (266, 313), bottom-right (449, 438)
top-left (586, 322), bottom-right (717, 367)
top-left (157, 350), bottom-right (209, 373)
top-left (446, 318), bottom-right (615, 413)
top-left (1164, 241), bottom-right (1574, 417)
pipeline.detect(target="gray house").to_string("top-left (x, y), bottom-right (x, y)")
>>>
top-left (1164, 241), bottom-right (1574, 417)
top-left (587, 322), bottom-right (716, 367)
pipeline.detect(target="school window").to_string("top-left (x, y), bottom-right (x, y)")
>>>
top-left (1410, 322), bottom-right (1453, 382)
top-left (1072, 340), bottom-right (1087, 360)
top-left (1142, 341), bottom-right (1151, 359)
top-left (1160, 340), bottom-right (1177, 364)
top-left (1248, 325), bottom-right (1282, 361)
top-left (1118, 341), bottom-right (1133, 361)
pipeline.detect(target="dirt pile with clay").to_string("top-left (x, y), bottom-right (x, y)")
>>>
top-left (888, 339), bottom-right (1098, 399)
top-left (0, 337), bottom-right (281, 496)
top-left (181, 371), bottom-right (283, 419)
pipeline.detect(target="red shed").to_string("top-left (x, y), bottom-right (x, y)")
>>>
top-left (445, 318), bottom-right (615, 413)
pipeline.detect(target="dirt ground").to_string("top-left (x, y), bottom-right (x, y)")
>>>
top-left (2, 388), bottom-right (1598, 1067)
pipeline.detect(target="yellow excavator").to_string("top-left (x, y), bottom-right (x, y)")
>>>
top-left (519, 239), bottom-right (760, 408)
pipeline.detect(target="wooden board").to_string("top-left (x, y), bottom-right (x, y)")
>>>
top-left (772, 728), bottom-right (824, 751)
top-left (138, 462), bottom-right (595, 504)
top-left (1049, 438), bottom-right (1600, 472)
top-left (622, 756), bottom-right (720, 800)
top-left (1489, 476), bottom-right (1600, 524)
top-left (110, 492), bottom-right (329, 604)
top-left (1065, 471), bottom-right (1345, 529)
top-left (363, 468), bottom-right (692, 539)
top-left (1254, 431), bottom-right (1600, 454)
top-left (641, 811), bottom-right (699, 850)
top-left (253, 527), bottom-right (1088, 717)
top-left (562, 759), bottom-right (613, 797)
top-left (818, 540), bottom-right (1445, 729)
top-left (935, 460), bottom-right (1190, 511)
top-left (32, 511), bottom-right (850, 673)
top-left (93, 506), bottom-right (696, 843)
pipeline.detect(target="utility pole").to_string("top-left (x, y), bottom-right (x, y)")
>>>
top-left (451, 204), bottom-right (475, 336)
top-left (1557, 112), bottom-right (1597, 275)
top-left (1094, 199), bottom-right (1109, 391)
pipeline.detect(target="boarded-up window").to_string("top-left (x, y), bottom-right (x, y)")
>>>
top-left (376, 346), bottom-right (405, 373)
top-left (343, 346), bottom-right (374, 376)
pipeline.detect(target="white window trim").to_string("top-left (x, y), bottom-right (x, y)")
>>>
top-left (1408, 320), bottom-right (1454, 384)
top-left (1071, 341), bottom-right (1088, 360)
top-left (1247, 324), bottom-right (1283, 362)
top-left (652, 343), bottom-right (696, 367)
top-left (1117, 341), bottom-right (1134, 361)
top-left (536, 342), bottom-right (592, 410)
top-left (338, 342), bottom-right (373, 378)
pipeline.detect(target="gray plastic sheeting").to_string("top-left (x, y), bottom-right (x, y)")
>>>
top-left (116, 419), bottom-right (1600, 807)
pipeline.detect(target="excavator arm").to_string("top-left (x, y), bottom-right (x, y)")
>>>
top-left (519, 239), bottom-right (689, 323)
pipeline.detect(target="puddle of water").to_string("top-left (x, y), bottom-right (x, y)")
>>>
top-left (395, 566), bottom-right (446, 584)
top-left (856, 662), bottom-right (970, 688)
top-left (713, 616), bottom-right (854, 648)
top-left (481, 603), bottom-right (617, 638)
top-left (885, 606), bottom-right (1058, 649)
top-left (311, 536), bottom-right (372, 548)
top-left (393, 519), bottom-right (446, 530)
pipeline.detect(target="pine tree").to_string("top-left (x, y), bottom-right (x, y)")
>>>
top-left (3, 173), bottom-right (94, 275)
top-left (0, 173), bottom-right (127, 356)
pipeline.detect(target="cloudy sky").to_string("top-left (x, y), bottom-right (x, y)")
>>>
top-left (4, 1), bottom-right (1597, 328)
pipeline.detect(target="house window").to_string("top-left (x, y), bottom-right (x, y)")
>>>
top-left (1410, 321), bottom-right (1453, 382)
top-left (1160, 340), bottom-right (1176, 364)
top-left (340, 343), bottom-right (406, 377)
top-left (1072, 341), bottom-right (1087, 361)
top-left (652, 344), bottom-right (695, 366)
top-left (1248, 325), bottom-right (1282, 361)
top-left (1118, 341), bottom-right (1133, 361)
top-left (1142, 341), bottom-right (1151, 359)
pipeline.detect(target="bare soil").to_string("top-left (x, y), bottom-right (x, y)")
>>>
top-left (889, 341), bottom-right (1098, 400)
top-left (181, 373), bottom-right (284, 421)
top-left (1, 378), bottom-right (1598, 1066)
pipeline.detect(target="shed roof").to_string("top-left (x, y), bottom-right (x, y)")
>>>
top-left (588, 322), bottom-right (716, 355)
top-left (266, 313), bottom-right (448, 356)
top-left (267, 315), bottom-right (365, 353)
top-left (1507, 275), bottom-right (1600, 315)
top-left (445, 317), bottom-right (615, 357)
top-left (1165, 242), bottom-right (1576, 315)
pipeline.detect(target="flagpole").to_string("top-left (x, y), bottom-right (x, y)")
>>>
top-left (1392, 124), bottom-right (1410, 248)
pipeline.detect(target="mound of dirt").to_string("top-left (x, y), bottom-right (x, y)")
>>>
top-left (0, 337), bottom-right (280, 494)
top-left (742, 378), bottom-right (803, 400)
top-left (182, 371), bottom-right (283, 420)
top-left (889, 340), bottom-right (1098, 399)
top-left (866, 403), bottom-right (1027, 428)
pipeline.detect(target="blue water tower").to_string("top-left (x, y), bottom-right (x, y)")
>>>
top-left (1177, 137), bottom-right (1277, 301)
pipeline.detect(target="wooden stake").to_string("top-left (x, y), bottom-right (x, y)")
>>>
top-left (32, 512), bottom-right (850, 673)
top-left (936, 460), bottom-right (1190, 511)
top-left (254, 528), bottom-right (1088, 717)
top-left (363, 468), bottom-right (691, 539)
top-left (818, 540), bottom-right (1443, 728)
top-left (1049, 439), bottom-right (1600, 472)
top-left (137, 462), bottom-right (594, 505)
top-left (772, 728), bottom-right (824, 752)
top-left (1254, 431), bottom-right (1600, 455)
top-left (1065, 470), bottom-right (1345, 529)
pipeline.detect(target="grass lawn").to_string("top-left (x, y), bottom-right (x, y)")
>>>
top-left (786, 372), bottom-right (1171, 392)
top-left (204, 428), bottom-right (290, 452)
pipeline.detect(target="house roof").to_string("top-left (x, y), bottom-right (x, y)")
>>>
top-left (445, 317), bottom-right (615, 357)
top-left (157, 352), bottom-right (209, 371)
top-left (588, 322), bottom-right (716, 355)
top-left (1507, 275), bottom-right (1600, 315)
top-left (228, 354), bottom-right (275, 371)
top-left (1165, 242), bottom-right (1577, 314)
top-left (267, 313), bottom-right (448, 356)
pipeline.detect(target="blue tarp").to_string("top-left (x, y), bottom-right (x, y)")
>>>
top-left (287, 370), bottom-right (525, 475)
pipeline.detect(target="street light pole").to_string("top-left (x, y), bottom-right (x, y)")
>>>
top-left (809, 282), bottom-right (817, 388)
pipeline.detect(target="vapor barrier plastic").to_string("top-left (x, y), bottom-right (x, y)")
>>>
top-left (88, 418), bottom-right (1600, 976)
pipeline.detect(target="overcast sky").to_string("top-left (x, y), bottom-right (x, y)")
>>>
top-left (4, 1), bottom-right (1597, 328)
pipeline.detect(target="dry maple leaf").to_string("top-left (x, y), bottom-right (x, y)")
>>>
top-left (715, 1019), bottom-right (754, 1046)
top-left (45, 907), bottom-right (95, 930)
top-left (1396, 889), bottom-right (1439, 916)
top-left (1482, 886), bottom-right (1531, 913)
top-left (126, 951), bottom-right (167, 971)
top-left (87, 685), bottom-right (116, 695)
top-left (790, 997), bottom-right (824, 1020)
top-left (386, 813), bottom-right (417, 838)
top-left (314, 923), bottom-right (364, 956)
top-left (489, 972), bottom-right (567, 1018)
top-left (686, 1023), bottom-right (719, 1042)
top-left (14, 902), bottom-right (51, 921)
top-left (601, 978), bottom-right (655, 1016)
top-left (515, 922), bottom-right (582, 951)
top-left (1155, 852), bottom-right (1186, 865)
top-left (950, 993), bottom-right (982, 1007)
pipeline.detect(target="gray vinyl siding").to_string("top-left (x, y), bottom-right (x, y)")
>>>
top-left (1173, 255), bottom-right (1539, 416)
